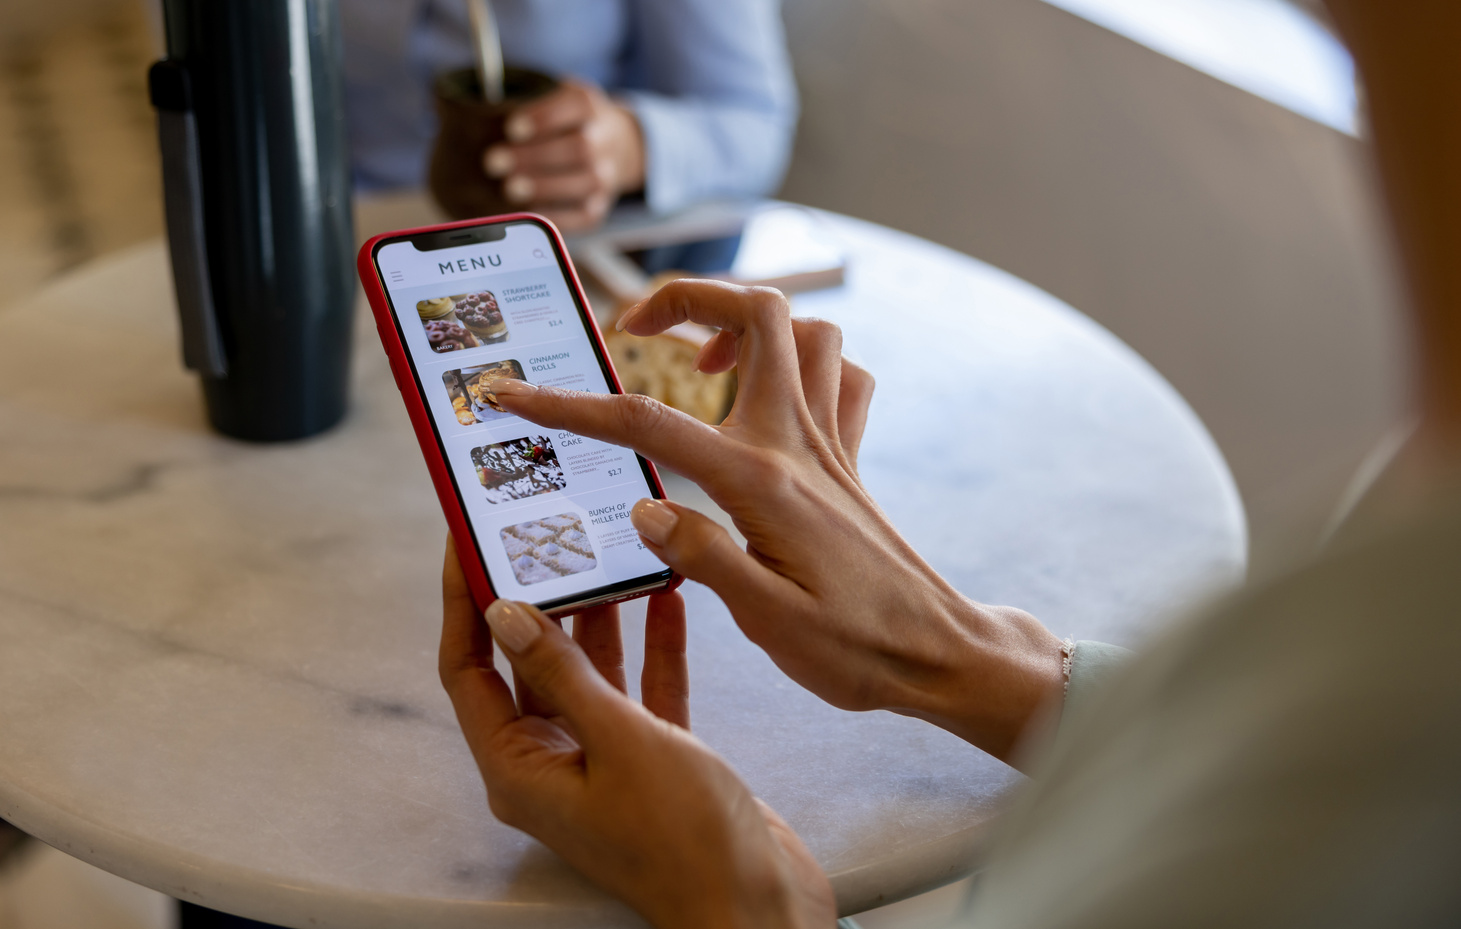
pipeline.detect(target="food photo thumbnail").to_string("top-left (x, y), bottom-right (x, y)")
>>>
top-left (500, 514), bottom-right (598, 586)
top-left (443, 360), bottom-right (527, 425)
top-left (416, 289), bottom-right (509, 354)
top-left (470, 436), bottom-right (567, 505)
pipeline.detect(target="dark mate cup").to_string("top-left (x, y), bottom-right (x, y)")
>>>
top-left (429, 67), bottom-right (558, 220)
top-left (150, 0), bottom-right (354, 442)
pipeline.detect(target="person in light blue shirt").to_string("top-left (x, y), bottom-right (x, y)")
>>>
top-left (340, 0), bottom-right (798, 231)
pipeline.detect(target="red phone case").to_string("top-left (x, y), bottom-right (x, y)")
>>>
top-left (356, 212), bottom-right (679, 614)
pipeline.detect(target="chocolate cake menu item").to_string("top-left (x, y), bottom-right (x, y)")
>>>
top-left (500, 514), bottom-right (597, 586)
top-left (455, 290), bottom-right (508, 342)
top-left (470, 437), bottom-right (566, 504)
top-left (603, 316), bottom-right (735, 424)
top-left (424, 318), bottom-right (479, 353)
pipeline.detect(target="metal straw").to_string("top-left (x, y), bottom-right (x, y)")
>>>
top-left (466, 0), bottom-right (506, 105)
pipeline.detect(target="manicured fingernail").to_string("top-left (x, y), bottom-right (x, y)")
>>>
top-left (631, 499), bottom-right (677, 545)
top-left (505, 114), bottom-right (534, 143)
top-left (504, 174), bottom-right (534, 203)
top-left (487, 377), bottom-right (536, 398)
top-left (614, 300), bottom-right (645, 332)
top-left (485, 599), bottom-right (542, 652)
top-left (484, 145), bottom-right (513, 177)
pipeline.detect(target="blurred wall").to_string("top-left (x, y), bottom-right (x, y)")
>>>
top-left (779, 0), bottom-right (1408, 565)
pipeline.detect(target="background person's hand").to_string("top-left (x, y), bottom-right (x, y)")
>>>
top-left (484, 280), bottom-right (1067, 764)
top-left (484, 79), bottom-right (645, 233)
top-left (439, 539), bottom-right (833, 929)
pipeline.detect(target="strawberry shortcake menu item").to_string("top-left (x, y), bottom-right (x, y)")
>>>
top-left (422, 318), bottom-right (479, 353)
top-left (416, 291), bottom-right (508, 352)
top-left (454, 290), bottom-right (508, 343)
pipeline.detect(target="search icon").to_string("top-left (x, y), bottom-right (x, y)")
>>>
top-left (532, 248), bottom-right (546, 259)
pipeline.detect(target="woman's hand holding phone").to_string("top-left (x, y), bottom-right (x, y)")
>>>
top-left (485, 280), bottom-right (1068, 764)
top-left (440, 538), bottom-right (833, 929)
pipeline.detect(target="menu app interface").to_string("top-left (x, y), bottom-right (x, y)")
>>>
top-left (376, 222), bottom-right (667, 606)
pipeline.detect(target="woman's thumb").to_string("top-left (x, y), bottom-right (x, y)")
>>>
top-left (629, 499), bottom-right (789, 617)
top-left (483, 600), bottom-right (621, 748)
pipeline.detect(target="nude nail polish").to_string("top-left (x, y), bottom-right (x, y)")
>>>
top-left (631, 499), bottom-right (678, 545)
top-left (691, 340), bottom-right (712, 372)
top-left (614, 301), bottom-right (645, 332)
top-left (486, 377), bottom-right (536, 398)
top-left (485, 600), bottom-right (541, 653)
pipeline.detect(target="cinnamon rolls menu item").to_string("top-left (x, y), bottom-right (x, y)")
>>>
top-left (451, 394), bottom-right (476, 425)
top-left (466, 359), bottom-right (525, 412)
top-left (443, 360), bottom-right (527, 424)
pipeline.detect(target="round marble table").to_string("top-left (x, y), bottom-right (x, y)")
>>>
top-left (0, 208), bottom-right (1244, 928)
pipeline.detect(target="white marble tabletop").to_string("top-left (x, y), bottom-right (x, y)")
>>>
top-left (0, 205), bottom-right (1244, 928)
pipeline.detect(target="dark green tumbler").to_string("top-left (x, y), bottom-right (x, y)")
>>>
top-left (150, 0), bottom-right (354, 441)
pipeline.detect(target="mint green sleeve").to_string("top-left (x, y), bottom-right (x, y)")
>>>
top-left (1063, 640), bottom-right (1132, 720)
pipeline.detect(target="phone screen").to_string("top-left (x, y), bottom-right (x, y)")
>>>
top-left (373, 219), bottom-right (671, 611)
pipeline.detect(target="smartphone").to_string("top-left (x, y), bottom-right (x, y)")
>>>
top-left (358, 213), bottom-right (678, 615)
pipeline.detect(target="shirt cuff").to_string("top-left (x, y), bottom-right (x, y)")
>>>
top-left (619, 91), bottom-right (697, 215)
top-left (617, 90), bottom-right (790, 215)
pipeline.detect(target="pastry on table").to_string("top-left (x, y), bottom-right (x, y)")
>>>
top-left (603, 314), bottom-right (735, 425)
